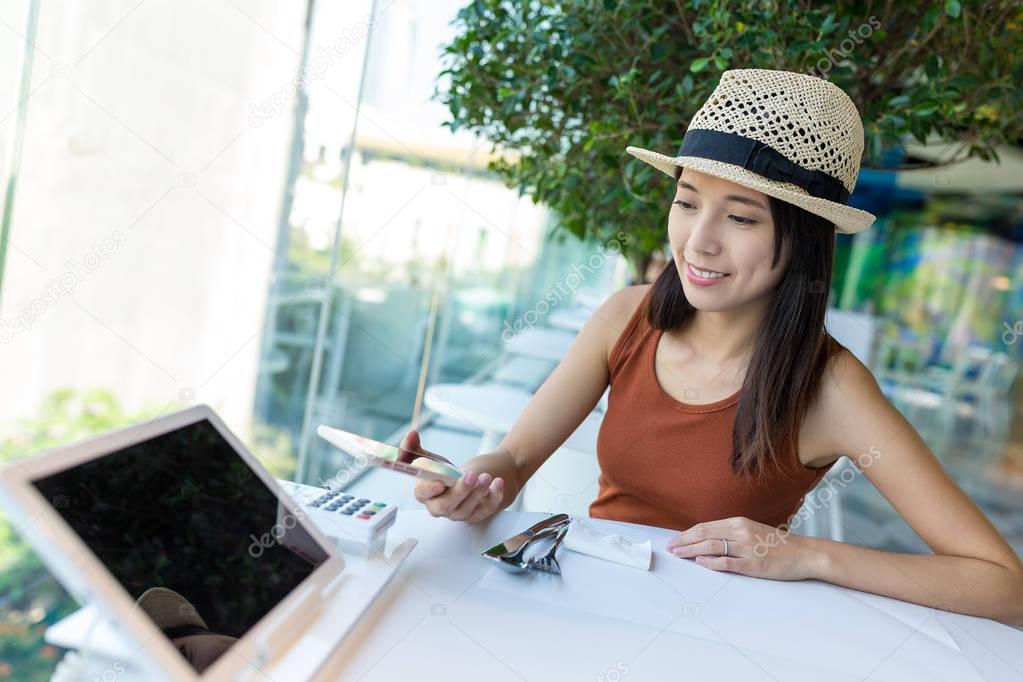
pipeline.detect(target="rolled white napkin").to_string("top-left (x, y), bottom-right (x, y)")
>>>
top-left (561, 517), bottom-right (652, 570)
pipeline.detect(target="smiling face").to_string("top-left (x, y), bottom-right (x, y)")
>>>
top-left (668, 168), bottom-right (791, 312)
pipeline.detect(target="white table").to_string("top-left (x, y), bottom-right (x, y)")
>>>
top-left (314, 509), bottom-right (1023, 681)
top-left (45, 508), bottom-right (1023, 681)
top-left (549, 307), bottom-right (591, 332)
top-left (492, 355), bottom-right (556, 392)
top-left (424, 383), bottom-right (599, 454)
top-left (504, 328), bottom-right (576, 362)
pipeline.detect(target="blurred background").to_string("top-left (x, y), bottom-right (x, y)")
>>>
top-left (0, 1), bottom-right (1021, 678)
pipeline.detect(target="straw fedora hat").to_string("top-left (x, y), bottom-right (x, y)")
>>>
top-left (626, 68), bottom-right (876, 234)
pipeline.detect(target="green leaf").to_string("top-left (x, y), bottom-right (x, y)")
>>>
top-left (820, 13), bottom-right (837, 35)
top-left (689, 56), bottom-right (712, 73)
top-left (944, 0), bottom-right (961, 19)
top-left (947, 74), bottom-right (980, 90)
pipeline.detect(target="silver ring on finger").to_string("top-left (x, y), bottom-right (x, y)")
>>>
top-left (720, 538), bottom-right (728, 557)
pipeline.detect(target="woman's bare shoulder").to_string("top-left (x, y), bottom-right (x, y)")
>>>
top-left (598, 284), bottom-right (651, 324)
top-left (592, 284), bottom-right (652, 360)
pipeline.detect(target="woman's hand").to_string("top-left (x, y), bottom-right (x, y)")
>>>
top-left (665, 516), bottom-right (823, 581)
top-left (401, 430), bottom-right (506, 524)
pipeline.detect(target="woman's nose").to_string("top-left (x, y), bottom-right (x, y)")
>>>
top-left (685, 214), bottom-right (722, 255)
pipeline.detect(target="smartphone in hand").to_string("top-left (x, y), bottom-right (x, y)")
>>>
top-left (316, 425), bottom-right (463, 486)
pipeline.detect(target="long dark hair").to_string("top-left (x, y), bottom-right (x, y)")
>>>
top-left (646, 166), bottom-right (836, 480)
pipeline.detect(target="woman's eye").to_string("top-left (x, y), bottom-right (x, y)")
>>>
top-left (673, 199), bottom-right (694, 209)
top-left (729, 215), bottom-right (758, 226)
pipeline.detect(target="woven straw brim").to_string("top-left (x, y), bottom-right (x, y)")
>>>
top-left (136, 586), bottom-right (209, 631)
top-left (626, 146), bottom-right (875, 234)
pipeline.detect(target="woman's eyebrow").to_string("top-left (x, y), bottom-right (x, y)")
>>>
top-left (724, 194), bottom-right (767, 210)
top-left (677, 180), bottom-right (767, 211)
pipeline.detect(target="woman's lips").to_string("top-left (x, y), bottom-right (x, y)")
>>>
top-left (685, 262), bottom-right (731, 286)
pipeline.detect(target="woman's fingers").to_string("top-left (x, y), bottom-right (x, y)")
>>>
top-left (669, 538), bottom-right (735, 559)
top-left (398, 430), bottom-right (439, 465)
top-left (464, 478), bottom-right (504, 524)
top-left (448, 473), bottom-right (495, 520)
top-left (418, 471), bottom-right (480, 517)
top-left (397, 430), bottom-right (420, 463)
top-left (413, 469), bottom-right (503, 523)
top-left (399, 431), bottom-right (501, 522)
top-left (665, 520), bottom-right (729, 551)
top-left (410, 455), bottom-right (452, 502)
top-left (412, 475), bottom-right (447, 502)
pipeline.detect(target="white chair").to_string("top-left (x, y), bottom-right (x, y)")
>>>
top-left (796, 456), bottom-right (855, 541)
top-left (948, 349), bottom-right (1019, 438)
top-left (797, 310), bottom-right (877, 542)
top-left (825, 308), bottom-right (879, 366)
top-left (518, 412), bottom-right (603, 514)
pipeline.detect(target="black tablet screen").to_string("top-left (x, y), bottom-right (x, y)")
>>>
top-left (33, 418), bottom-right (329, 674)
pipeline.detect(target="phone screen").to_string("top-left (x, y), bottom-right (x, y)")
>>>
top-left (318, 426), bottom-right (463, 484)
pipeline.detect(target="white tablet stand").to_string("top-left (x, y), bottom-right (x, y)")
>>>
top-left (42, 537), bottom-right (418, 682)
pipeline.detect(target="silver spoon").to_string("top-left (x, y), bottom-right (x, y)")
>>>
top-left (484, 523), bottom-right (566, 573)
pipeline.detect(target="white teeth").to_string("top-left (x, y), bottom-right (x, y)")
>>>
top-left (690, 265), bottom-right (726, 279)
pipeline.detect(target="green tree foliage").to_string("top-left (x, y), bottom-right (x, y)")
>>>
top-left (436, 0), bottom-right (1023, 273)
top-left (0, 389), bottom-right (160, 681)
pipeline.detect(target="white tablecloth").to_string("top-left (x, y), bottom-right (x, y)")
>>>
top-left (315, 509), bottom-right (1023, 681)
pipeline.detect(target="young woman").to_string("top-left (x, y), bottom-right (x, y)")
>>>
top-left (402, 69), bottom-right (1023, 625)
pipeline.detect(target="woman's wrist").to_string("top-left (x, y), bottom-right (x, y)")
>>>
top-left (799, 534), bottom-right (835, 581)
top-left (462, 447), bottom-right (523, 510)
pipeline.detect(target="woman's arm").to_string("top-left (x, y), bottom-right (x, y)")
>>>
top-left (806, 534), bottom-right (1023, 625)
top-left (412, 285), bottom-right (649, 521)
top-left (496, 286), bottom-right (647, 494)
top-left (806, 350), bottom-right (1023, 624)
top-left (667, 349), bottom-right (1023, 626)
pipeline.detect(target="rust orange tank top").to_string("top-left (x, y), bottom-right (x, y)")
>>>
top-left (589, 288), bottom-right (843, 532)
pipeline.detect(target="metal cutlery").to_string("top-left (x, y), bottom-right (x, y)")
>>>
top-left (487, 521), bottom-right (573, 575)
top-left (480, 513), bottom-right (570, 559)
top-left (480, 513), bottom-right (571, 572)
top-left (483, 524), bottom-right (566, 573)
top-left (527, 520), bottom-right (571, 575)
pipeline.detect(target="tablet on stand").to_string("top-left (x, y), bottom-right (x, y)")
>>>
top-left (0, 405), bottom-right (417, 682)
